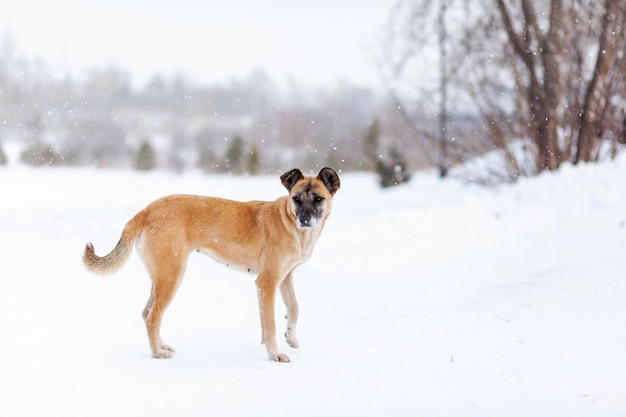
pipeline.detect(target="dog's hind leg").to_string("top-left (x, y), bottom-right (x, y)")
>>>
top-left (142, 286), bottom-right (155, 322)
top-left (279, 271), bottom-right (299, 349)
top-left (142, 285), bottom-right (176, 355)
top-left (144, 257), bottom-right (187, 359)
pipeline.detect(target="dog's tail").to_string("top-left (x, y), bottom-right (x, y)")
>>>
top-left (83, 210), bottom-right (146, 275)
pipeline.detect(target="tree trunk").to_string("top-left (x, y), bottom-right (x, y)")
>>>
top-left (574, 0), bottom-right (620, 164)
top-left (438, 0), bottom-right (449, 177)
top-left (496, 0), bottom-right (563, 172)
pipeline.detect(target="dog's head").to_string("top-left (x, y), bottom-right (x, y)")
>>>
top-left (280, 167), bottom-right (340, 229)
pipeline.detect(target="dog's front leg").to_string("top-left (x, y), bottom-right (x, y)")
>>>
top-left (279, 271), bottom-right (299, 349)
top-left (256, 271), bottom-right (290, 362)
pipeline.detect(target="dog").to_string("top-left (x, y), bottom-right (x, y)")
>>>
top-left (83, 167), bottom-right (340, 362)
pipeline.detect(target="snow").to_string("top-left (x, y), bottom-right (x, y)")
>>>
top-left (1, 158), bottom-right (625, 416)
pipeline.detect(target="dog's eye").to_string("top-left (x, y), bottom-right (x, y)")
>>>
top-left (313, 195), bottom-right (324, 203)
top-left (292, 196), bottom-right (301, 204)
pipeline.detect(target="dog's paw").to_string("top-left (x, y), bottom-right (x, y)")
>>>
top-left (161, 343), bottom-right (176, 353)
top-left (269, 352), bottom-right (291, 362)
top-left (285, 332), bottom-right (299, 349)
top-left (263, 340), bottom-right (291, 362)
top-left (152, 343), bottom-right (174, 359)
top-left (152, 349), bottom-right (174, 359)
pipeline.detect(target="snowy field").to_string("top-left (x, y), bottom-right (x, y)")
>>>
top-left (1, 158), bottom-right (625, 417)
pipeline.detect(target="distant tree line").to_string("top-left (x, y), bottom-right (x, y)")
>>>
top-left (0, 34), bottom-right (444, 181)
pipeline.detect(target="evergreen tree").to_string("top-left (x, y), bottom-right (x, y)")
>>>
top-left (363, 119), bottom-right (410, 188)
top-left (377, 146), bottom-right (411, 188)
top-left (246, 145), bottom-right (260, 175)
top-left (363, 118), bottom-right (381, 170)
top-left (20, 141), bottom-right (61, 167)
top-left (135, 140), bottom-right (156, 171)
top-left (224, 135), bottom-right (244, 173)
top-left (0, 142), bottom-right (7, 166)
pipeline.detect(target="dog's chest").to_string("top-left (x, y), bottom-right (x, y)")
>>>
top-left (295, 228), bottom-right (321, 263)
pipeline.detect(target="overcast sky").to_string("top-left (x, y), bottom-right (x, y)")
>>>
top-left (1, 0), bottom-right (397, 89)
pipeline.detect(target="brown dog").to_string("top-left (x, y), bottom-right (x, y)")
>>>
top-left (83, 167), bottom-right (340, 362)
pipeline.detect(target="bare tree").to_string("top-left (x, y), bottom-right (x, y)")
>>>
top-left (495, 0), bottom-right (626, 171)
top-left (385, 0), bottom-right (626, 179)
top-left (383, 0), bottom-right (463, 177)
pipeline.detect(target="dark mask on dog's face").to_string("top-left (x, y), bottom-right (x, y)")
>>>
top-left (280, 167), bottom-right (340, 229)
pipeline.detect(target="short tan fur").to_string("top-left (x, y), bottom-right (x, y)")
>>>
top-left (83, 167), bottom-right (340, 362)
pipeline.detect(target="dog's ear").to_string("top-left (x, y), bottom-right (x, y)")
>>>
top-left (317, 167), bottom-right (341, 195)
top-left (280, 168), bottom-right (304, 191)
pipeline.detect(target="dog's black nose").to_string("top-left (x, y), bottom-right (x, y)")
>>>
top-left (298, 215), bottom-right (312, 227)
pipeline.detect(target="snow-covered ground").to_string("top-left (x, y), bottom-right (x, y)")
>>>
top-left (1, 158), bottom-right (625, 416)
